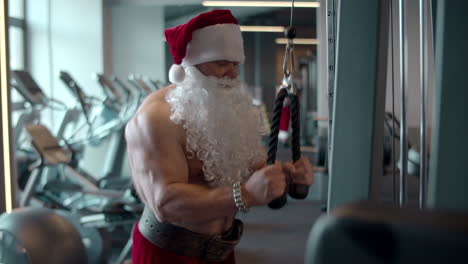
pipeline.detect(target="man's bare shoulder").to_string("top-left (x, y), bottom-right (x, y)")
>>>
top-left (138, 84), bottom-right (175, 118)
top-left (126, 84), bottom-right (182, 145)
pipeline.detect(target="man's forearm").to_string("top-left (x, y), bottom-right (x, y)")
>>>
top-left (152, 182), bottom-right (239, 225)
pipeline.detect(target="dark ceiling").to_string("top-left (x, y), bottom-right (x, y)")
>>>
top-left (164, 5), bottom-right (207, 21)
top-left (164, 4), bottom-right (316, 37)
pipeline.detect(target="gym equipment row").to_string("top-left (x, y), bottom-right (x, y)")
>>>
top-left (1, 70), bottom-right (167, 263)
top-left (306, 0), bottom-right (468, 263)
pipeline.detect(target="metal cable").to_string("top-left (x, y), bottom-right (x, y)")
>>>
top-left (390, 0), bottom-right (397, 205)
top-left (419, 0), bottom-right (427, 209)
top-left (290, 0), bottom-right (295, 27)
top-left (288, 93), bottom-right (309, 199)
top-left (399, 0), bottom-right (408, 207)
top-left (290, 95), bottom-right (301, 162)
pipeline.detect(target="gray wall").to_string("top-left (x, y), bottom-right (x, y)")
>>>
top-left (242, 31), bottom-right (277, 112)
top-left (105, 5), bottom-right (166, 179)
top-left (108, 5), bottom-right (166, 82)
top-left (316, 0), bottom-right (329, 133)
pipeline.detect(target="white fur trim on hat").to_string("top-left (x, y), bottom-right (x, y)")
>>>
top-left (168, 64), bottom-right (185, 84)
top-left (184, 23), bottom-right (245, 66)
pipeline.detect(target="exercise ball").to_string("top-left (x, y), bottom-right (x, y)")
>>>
top-left (0, 207), bottom-right (87, 264)
top-left (55, 210), bottom-right (104, 264)
top-left (0, 229), bottom-right (31, 264)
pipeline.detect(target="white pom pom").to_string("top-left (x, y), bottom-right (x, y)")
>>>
top-left (168, 64), bottom-right (185, 84)
top-left (278, 130), bottom-right (289, 143)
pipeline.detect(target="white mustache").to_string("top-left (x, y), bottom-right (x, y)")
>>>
top-left (203, 75), bottom-right (241, 90)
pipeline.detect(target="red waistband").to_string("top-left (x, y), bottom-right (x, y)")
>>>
top-left (132, 221), bottom-right (236, 264)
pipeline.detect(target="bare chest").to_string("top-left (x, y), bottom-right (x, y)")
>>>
top-left (185, 155), bottom-right (207, 184)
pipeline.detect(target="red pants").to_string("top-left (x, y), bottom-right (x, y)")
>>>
top-left (132, 222), bottom-right (236, 264)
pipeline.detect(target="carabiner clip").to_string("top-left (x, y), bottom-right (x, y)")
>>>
top-left (281, 27), bottom-right (296, 95)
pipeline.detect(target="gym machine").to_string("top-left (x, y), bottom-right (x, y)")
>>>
top-left (59, 71), bottom-right (131, 181)
top-left (306, 0), bottom-right (468, 263)
top-left (59, 70), bottom-right (122, 139)
top-left (10, 71), bottom-right (87, 190)
top-left (114, 76), bottom-right (146, 106)
top-left (128, 74), bottom-right (153, 95)
top-left (94, 73), bottom-right (136, 181)
top-left (11, 71), bottom-right (55, 145)
top-left (13, 123), bottom-right (142, 262)
top-left (10, 71), bottom-right (83, 142)
top-left (306, 201), bottom-right (468, 264)
top-left (95, 73), bottom-right (140, 123)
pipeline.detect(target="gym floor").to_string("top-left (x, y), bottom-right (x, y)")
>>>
top-left (234, 176), bottom-right (421, 264)
top-left (237, 200), bottom-right (323, 264)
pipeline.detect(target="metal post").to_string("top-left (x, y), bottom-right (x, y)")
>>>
top-left (431, 0), bottom-right (437, 47)
top-left (1, 0), bottom-right (16, 213)
top-left (427, 0), bottom-right (468, 211)
top-left (419, 0), bottom-right (427, 209)
top-left (398, 0), bottom-right (408, 207)
top-left (326, 0), bottom-right (337, 172)
top-left (327, 0), bottom-right (389, 211)
top-left (20, 165), bottom-right (43, 207)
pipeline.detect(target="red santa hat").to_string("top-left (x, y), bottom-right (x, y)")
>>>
top-left (165, 9), bottom-right (245, 83)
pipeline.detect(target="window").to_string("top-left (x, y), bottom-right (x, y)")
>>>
top-left (8, 0), bottom-right (25, 102)
top-left (8, 26), bottom-right (24, 70)
top-left (8, 0), bottom-right (24, 19)
top-left (8, 0), bottom-right (25, 70)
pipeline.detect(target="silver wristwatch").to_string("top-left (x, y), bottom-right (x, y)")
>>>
top-left (233, 182), bottom-right (249, 213)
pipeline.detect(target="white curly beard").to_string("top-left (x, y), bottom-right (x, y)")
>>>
top-left (165, 65), bottom-right (265, 187)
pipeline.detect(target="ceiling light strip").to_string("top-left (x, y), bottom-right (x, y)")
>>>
top-left (202, 1), bottom-right (320, 8)
top-left (240, 26), bottom-right (285, 32)
top-left (275, 38), bottom-right (318, 45)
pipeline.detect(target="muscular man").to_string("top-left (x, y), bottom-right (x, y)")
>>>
top-left (126, 9), bottom-right (314, 264)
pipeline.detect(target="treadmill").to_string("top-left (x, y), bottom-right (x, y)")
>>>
top-left (11, 70), bottom-right (48, 107)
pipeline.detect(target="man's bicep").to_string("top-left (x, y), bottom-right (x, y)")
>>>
top-left (126, 110), bottom-right (189, 202)
top-left (147, 136), bottom-right (190, 185)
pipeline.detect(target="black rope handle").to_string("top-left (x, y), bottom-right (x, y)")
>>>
top-left (267, 88), bottom-right (289, 209)
top-left (288, 94), bottom-right (309, 199)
